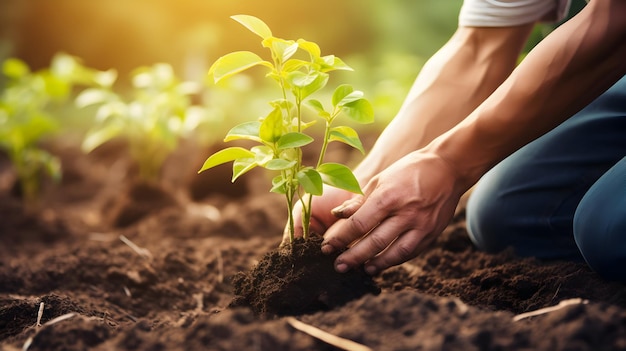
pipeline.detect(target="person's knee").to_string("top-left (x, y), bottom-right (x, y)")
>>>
top-left (574, 196), bottom-right (626, 282)
top-left (467, 173), bottom-right (584, 261)
top-left (574, 159), bottom-right (626, 282)
top-left (466, 183), bottom-right (512, 253)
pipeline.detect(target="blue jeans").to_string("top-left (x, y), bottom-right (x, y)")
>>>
top-left (466, 75), bottom-right (626, 282)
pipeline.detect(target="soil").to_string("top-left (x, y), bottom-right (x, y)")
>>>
top-left (1, 138), bottom-right (626, 351)
top-left (230, 236), bottom-right (380, 318)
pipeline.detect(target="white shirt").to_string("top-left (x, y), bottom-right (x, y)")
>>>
top-left (459, 0), bottom-right (572, 27)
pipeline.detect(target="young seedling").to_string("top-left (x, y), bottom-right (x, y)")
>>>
top-left (76, 63), bottom-right (205, 183)
top-left (0, 53), bottom-right (114, 207)
top-left (198, 15), bottom-right (374, 242)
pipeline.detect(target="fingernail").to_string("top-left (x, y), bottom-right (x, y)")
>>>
top-left (365, 265), bottom-right (377, 275)
top-left (331, 205), bottom-right (345, 216)
top-left (321, 243), bottom-right (335, 255)
top-left (335, 263), bottom-right (349, 273)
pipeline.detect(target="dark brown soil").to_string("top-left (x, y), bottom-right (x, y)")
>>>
top-left (1, 140), bottom-right (626, 351)
top-left (230, 236), bottom-right (380, 317)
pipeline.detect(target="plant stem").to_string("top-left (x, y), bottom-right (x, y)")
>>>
top-left (301, 192), bottom-right (311, 239)
top-left (316, 119), bottom-right (333, 169)
top-left (286, 185), bottom-right (295, 243)
top-left (303, 117), bottom-right (334, 234)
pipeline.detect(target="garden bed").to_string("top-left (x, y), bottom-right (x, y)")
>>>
top-left (1, 140), bottom-right (626, 351)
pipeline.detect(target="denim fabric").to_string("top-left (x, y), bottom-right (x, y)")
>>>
top-left (466, 75), bottom-right (626, 281)
top-left (574, 157), bottom-right (626, 281)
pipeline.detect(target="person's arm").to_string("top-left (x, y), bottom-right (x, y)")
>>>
top-left (322, 0), bottom-right (626, 274)
top-left (432, 0), bottom-right (626, 191)
top-left (353, 24), bottom-right (534, 182)
top-left (286, 24), bottom-right (534, 242)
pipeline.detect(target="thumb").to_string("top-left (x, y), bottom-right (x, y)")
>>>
top-left (331, 195), bottom-right (364, 218)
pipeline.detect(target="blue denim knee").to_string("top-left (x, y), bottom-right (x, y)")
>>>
top-left (573, 157), bottom-right (626, 282)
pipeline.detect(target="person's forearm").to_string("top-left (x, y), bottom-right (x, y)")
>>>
top-left (354, 24), bottom-right (533, 183)
top-left (429, 0), bottom-right (626, 191)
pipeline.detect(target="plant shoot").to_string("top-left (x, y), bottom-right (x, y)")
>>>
top-left (199, 15), bottom-right (374, 242)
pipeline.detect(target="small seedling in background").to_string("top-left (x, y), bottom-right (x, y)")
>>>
top-left (198, 15), bottom-right (374, 242)
top-left (0, 53), bottom-right (114, 207)
top-left (76, 63), bottom-right (206, 183)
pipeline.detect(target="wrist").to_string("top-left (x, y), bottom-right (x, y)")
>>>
top-left (423, 124), bottom-right (493, 193)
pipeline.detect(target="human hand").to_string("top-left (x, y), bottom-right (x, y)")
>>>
top-left (321, 151), bottom-right (464, 275)
top-left (281, 185), bottom-right (357, 246)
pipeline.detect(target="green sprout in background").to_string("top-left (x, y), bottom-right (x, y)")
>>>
top-left (76, 63), bottom-right (206, 183)
top-left (198, 15), bottom-right (374, 242)
top-left (0, 53), bottom-right (114, 207)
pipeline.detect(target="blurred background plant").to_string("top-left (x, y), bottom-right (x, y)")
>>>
top-left (76, 62), bottom-right (208, 183)
top-left (0, 53), bottom-right (113, 207)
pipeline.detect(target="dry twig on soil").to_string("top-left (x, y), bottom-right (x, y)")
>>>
top-left (513, 298), bottom-right (589, 321)
top-left (22, 312), bottom-right (77, 351)
top-left (119, 235), bottom-right (153, 259)
top-left (35, 302), bottom-right (44, 328)
top-left (286, 317), bottom-right (372, 351)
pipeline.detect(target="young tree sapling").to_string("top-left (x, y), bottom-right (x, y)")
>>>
top-left (198, 15), bottom-right (374, 242)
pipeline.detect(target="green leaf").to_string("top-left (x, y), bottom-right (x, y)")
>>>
top-left (297, 39), bottom-right (321, 58)
top-left (289, 71), bottom-right (328, 100)
top-left (198, 147), bottom-right (254, 173)
top-left (259, 106), bottom-right (283, 143)
top-left (75, 88), bottom-right (115, 108)
top-left (252, 145), bottom-right (273, 165)
top-left (94, 101), bottom-right (127, 122)
top-left (265, 158), bottom-right (296, 170)
top-left (330, 126), bottom-right (365, 153)
top-left (270, 175), bottom-right (288, 194)
top-left (262, 37), bottom-right (298, 62)
top-left (284, 43), bottom-right (299, 61)
top-left (288, 71), bottom-right (317, 88)
top-left (224, 121), bottom-right (262, 142)
top-left (269, 98), bottom-right (293, 112)
top-left (337, 91), bottom-right (364, 106)
top-left (50, 53), bottom-right (80, 79)
top-left (306, 99), bottom-right (325, 114)
top-left (2, 58), bottom-right (30, 78)
top-left (231, 15), bottom-right (272, 39)
top-left (332, 84), bottom-right (354, 107)
top-left (317, 163), bottom-right (362, 194)
top-left (41, 72), bottom-right (70, 99)
top-left (15, 112), bottom-right (58, 144)
top-left (306, 99), bottom-right (331, 119)
top-left (82, 124), bottom-right (123, 153)
top-left (232, 157), bottom-right (257, 181)
top-left (333, 84), bottom-right (363, 107)
top-left (276, 132), bottom-right (313, 149)
top-left (297, 168), bottom-right (323, 196)
top-left (94, 69), bottom-right (117, 87)
top-left (342, 99), bottom-right (375, 124)
top-left (209, 51), bottom-right (272, 84)
top-left (281, 59), bottom-right (309, 74)
top-left (318, 55), bottom-right (353, 72)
